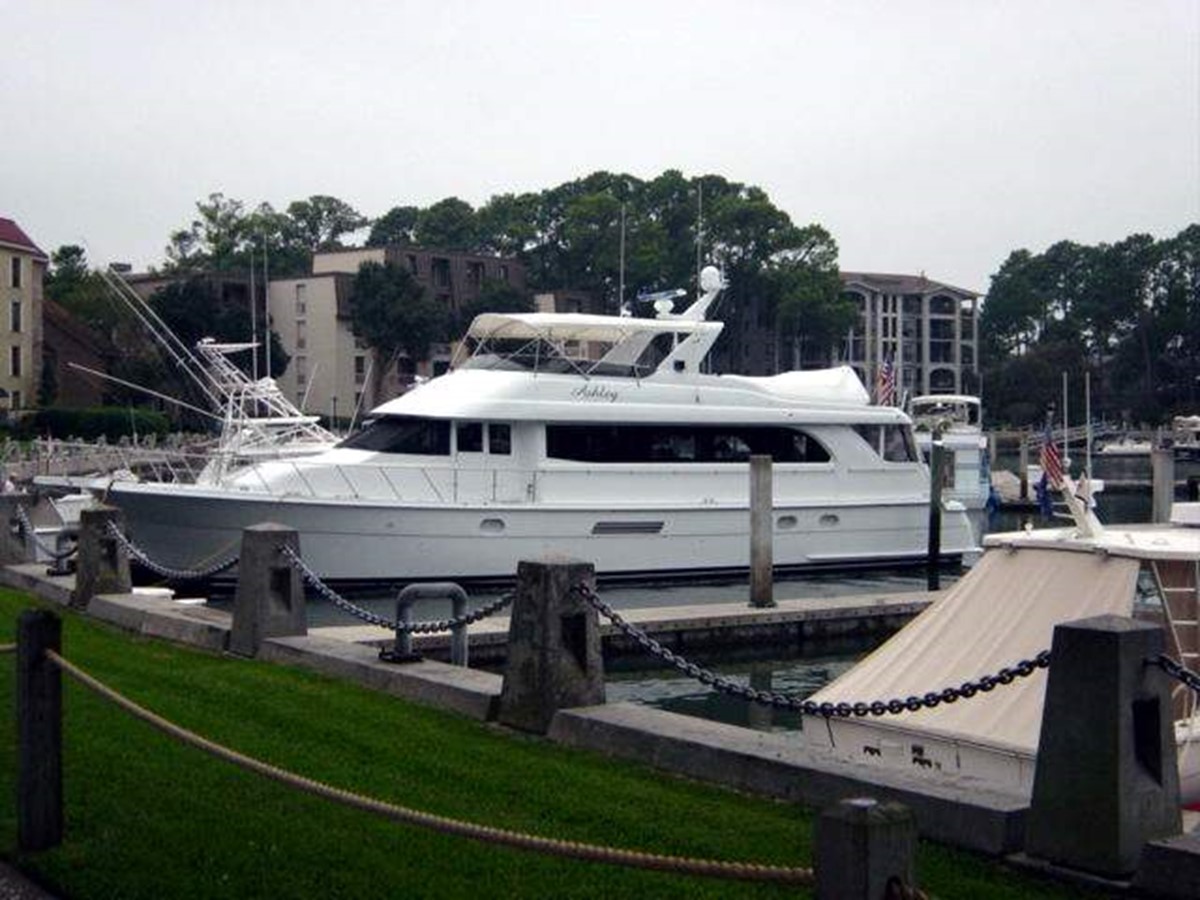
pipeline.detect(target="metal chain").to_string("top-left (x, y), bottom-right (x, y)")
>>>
top-left (571, 582), bottom-right (1051, 718)
top-left (1151, 654), bottom-right (1200, 695)
top-left (106, 520), bottom-right (239, 581)
top-left (278, 544), bottom-right (514, 633)
top-left (13, 505), bottom-right (78, 562)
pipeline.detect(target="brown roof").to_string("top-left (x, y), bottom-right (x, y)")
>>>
top-left (0, 218), bottom-right (48, 260)
top-left (840, 271), bottom-right (978, 298)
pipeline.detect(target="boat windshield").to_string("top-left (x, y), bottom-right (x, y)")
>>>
top-left (338, 416), bottom-right (450, 455)
top-left (911, 398), bottom-right (980, 428)
top-left (459, 332), bottom-right (685, 379)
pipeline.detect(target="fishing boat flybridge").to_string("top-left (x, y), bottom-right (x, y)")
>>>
top-left (99, 267), bottom-right (979, 583)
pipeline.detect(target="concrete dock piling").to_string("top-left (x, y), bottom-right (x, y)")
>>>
top-left (0, 493), bottom-right (35, 565)
top-left (1027, 615), bottom-right (1181, 878)
top-left (71, 505), bottom-right (130, 608)
top-left (498, 558), bottom-right (603, 733)
top-left (230, 524), bottom-right (307, 657)
top-left (815, 797), bottom-right (917, 900)
top-left (749, 455), bottom-right (775, 608)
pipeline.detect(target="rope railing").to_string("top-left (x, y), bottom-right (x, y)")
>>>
top-left (42, 647), bottom-right (814, 885)
top-left (571, 582), bottom-right (1050, 718)
top-left (105, 521), bottom-right (239, 582)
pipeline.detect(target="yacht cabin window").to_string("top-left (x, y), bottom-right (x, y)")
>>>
top-left (854, 424), bottom-right (918, 463)
top-left (489, 423), bottom-right (512, 455)
top-left (546, 424), bottom-right (831, 464)
top-left (338, 416), bottom-right (450, 455)
top-left (456, 422), bottom-right (483, 453)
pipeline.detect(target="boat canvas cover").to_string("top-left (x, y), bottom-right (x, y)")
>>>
top-left (810, 547), bottom-right (1139, 752)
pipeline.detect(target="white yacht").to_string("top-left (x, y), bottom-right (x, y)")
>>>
top-left (908, 394), bottom-right (993, 513)
top-left (100, 268), bottom-right (979, 584)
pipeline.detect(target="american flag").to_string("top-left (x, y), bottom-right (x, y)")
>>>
top-left (1040, 423), bottom-right (1064, 487)
top-left (875, 355), bottom-right (896, 406)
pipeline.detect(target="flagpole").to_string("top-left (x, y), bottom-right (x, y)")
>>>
top-left (1062, 371), bottom-right (1069, 474)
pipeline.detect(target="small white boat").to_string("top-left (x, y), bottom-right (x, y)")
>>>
top-left (803, 476), bottom-right (1200, 805)
top-left (98, 267), bottom-right (980, 584)
top-left (1097, 436), bottom-right (1154, 456)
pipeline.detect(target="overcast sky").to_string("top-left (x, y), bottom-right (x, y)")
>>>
top-left (4, 0), bottom-right (1198, 294)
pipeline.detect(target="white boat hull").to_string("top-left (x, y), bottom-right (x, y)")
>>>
top-left (103, 481), bottom-right (977, 583)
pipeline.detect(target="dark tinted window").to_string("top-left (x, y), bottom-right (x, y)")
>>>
top-left (456, 422), bottom-right (483, 452)
top-left (546, 425), bottom-right (830, 464)
top-left (853, 424), bottom-right (917, 462)
top-left (489, 423), bottom-right (511, 455)
top-left (339, 416), bottom-right (450, 455)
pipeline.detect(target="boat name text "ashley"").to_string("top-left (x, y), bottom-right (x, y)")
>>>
top-left (571, 385), bottom-right (620, 403)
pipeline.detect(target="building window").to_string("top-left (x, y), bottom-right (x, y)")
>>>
top-left (498, 264), bottom-right (509, 282)
top-left (295, 283), bottom-right (307, 316)
top-left (9, 300), bottom-right (19, 333)
top-left (10, 390), bottom-right (19, 411)
top-left (432, 257), bottom-right (451, 288)
top-left (295, 355), bottom-right (307, 386)
top-left (354, 355), bottom-right (366, 385)
top-left (407, 254), bottom-right (418, 275)
top-left (467, 262), bottom-right (484, 289)
top-left (9, 346), bottom-right (20, 378)
top-left (296, 321), bottom-right (307, 350)
top-left (9, 258), bottom-right (19, 289)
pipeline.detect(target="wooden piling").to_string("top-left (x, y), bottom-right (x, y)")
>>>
top-left (17, 609), bottom-right (63, 852)
top-left (749, 455), bottom-right (775, 608)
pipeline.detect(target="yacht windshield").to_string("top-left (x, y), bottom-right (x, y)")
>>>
top-left (338, 416), bottom-right (450, 455)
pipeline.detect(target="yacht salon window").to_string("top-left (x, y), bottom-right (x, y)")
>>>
top-left (546, 424), bottom-right (831, 464)
top-left (854, 424), bottom-right (918, 463)
top-left (489, 423), bottom-right (512, 455)
top-left (456, 422), bottom-right (483, 453)
top-left (339, 416), bottom-right (451, 455)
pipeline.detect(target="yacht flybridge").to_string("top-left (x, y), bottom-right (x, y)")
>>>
top-left (100, 267), bottom-right (979, 584)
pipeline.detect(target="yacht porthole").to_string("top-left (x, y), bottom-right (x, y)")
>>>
top-left (479, 518), bottom-right (506, 534)
top-left (818, 513), bottom-right (840, 527)
top-left (776, 515), bottom-right (798, 530)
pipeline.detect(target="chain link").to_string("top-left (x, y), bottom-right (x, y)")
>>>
top-left (13, 504), bottom-right (79, 562)
top-left (278, 544), bottom-right (514, 633)
top-left (106, 520), bottom-right (239, 581)
top-left (571, 582), bottom-right (1051, 718)
top-left (1151, 654), bottom-right (1200, 695)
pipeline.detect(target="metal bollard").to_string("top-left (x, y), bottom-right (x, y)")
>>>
top-left (381, 582), bottom-right (470, 666)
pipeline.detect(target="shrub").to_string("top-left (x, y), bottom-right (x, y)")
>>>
top-left (17, 407), bottom-right (172, 441)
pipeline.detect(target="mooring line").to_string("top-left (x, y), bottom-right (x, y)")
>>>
top-left (43, 649), bottom-right (813, 885)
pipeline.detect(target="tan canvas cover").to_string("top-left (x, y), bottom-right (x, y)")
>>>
top-left (811, 547), bottom-right (1140, 751)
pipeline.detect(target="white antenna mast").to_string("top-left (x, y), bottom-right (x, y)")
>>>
top-left (263, 233), bottom-right (271, 378)
top-left (618, 203), bottom-right (626, 315)
top-left (695, 180), bottom-right (704, 290)
top-left (249, 244), bottom-right (258, 382)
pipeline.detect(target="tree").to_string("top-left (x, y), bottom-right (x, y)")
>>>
top-left (367, 206), bottom-right (419, 247)
top-left (415, 197), bottom-right (478, 250)
top-left (285, 195), bottom-right (369, 251)
top-left (455, 279), bottom-right (534, 331)
top-left (350, 262), bottom-right (451, 401)
top-left (767, 225), bottom-right (849, 368)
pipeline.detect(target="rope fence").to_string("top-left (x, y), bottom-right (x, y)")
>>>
top-left (42, 646), bottom-right (815, 885)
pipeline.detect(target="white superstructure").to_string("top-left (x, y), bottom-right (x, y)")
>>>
top-left (101, 268), bottom-right (979, 583)
top-left (908, 394), bottom-right (993, 514)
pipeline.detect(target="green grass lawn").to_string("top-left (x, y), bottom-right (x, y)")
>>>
top-left (0, 589), bottom-right (1110, 899)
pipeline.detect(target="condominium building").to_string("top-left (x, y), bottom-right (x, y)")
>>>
top-left (839, 272), bottom-right (980, 400)
top-left (0, 218), bottom-right (46, 415)
top-left (269, 246), bottom-right (526, 419)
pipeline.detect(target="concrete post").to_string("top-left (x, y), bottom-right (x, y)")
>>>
top-left (71, 505), bottom-right (131, 609)
top-left (1026, 615), bottom-right (1181, 877)
top-left (17, 609), bottom-right (62, 852)
top-left (1151, 448), bottom-right (1175, 524)
top-left (815, 797), bottom-right (917, 900)
top-left (749, 455), bottom-right (775, 608)
top-left (0, 492), bottom-right (34, 565)
top-left (498, 558), bottom-right (603, 734)
top-left (229, 524), bottom-right (307, 658)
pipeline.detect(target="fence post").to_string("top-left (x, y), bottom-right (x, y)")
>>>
top-left (71, 505), bottom-right (131, 609)
top-left (0, 493), bottom-right (34, 565)
top-left (815, 797), bottom-right (917, 900)
top-left (498, 558), bottom-right (603, 733)
top-left (749, 455), bottom-right (775, 608)
top-left (1151, 448), bottom-right (1175, 524)
top-left (1026, 615), bottom-right (1181, 877)
top-left (17, 609), bottom-right (63, 852)
top-left (230, 524), bottom-right (307, 657)
top-left (926, 440), bottom-right (944, 591)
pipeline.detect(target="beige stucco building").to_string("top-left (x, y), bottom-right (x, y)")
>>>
top-left (269, 246), bottom-right (525, 421)
top-left (0, 218), bottom-right (46, 415)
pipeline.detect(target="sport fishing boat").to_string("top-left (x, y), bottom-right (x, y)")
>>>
top-left (804, 475), bottom-right (1200, 805)
top-left (98, 267), bottom-right (979, 584)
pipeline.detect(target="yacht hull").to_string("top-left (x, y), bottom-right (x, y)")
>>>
top-left (102, 481), bottom-right (978, 584)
